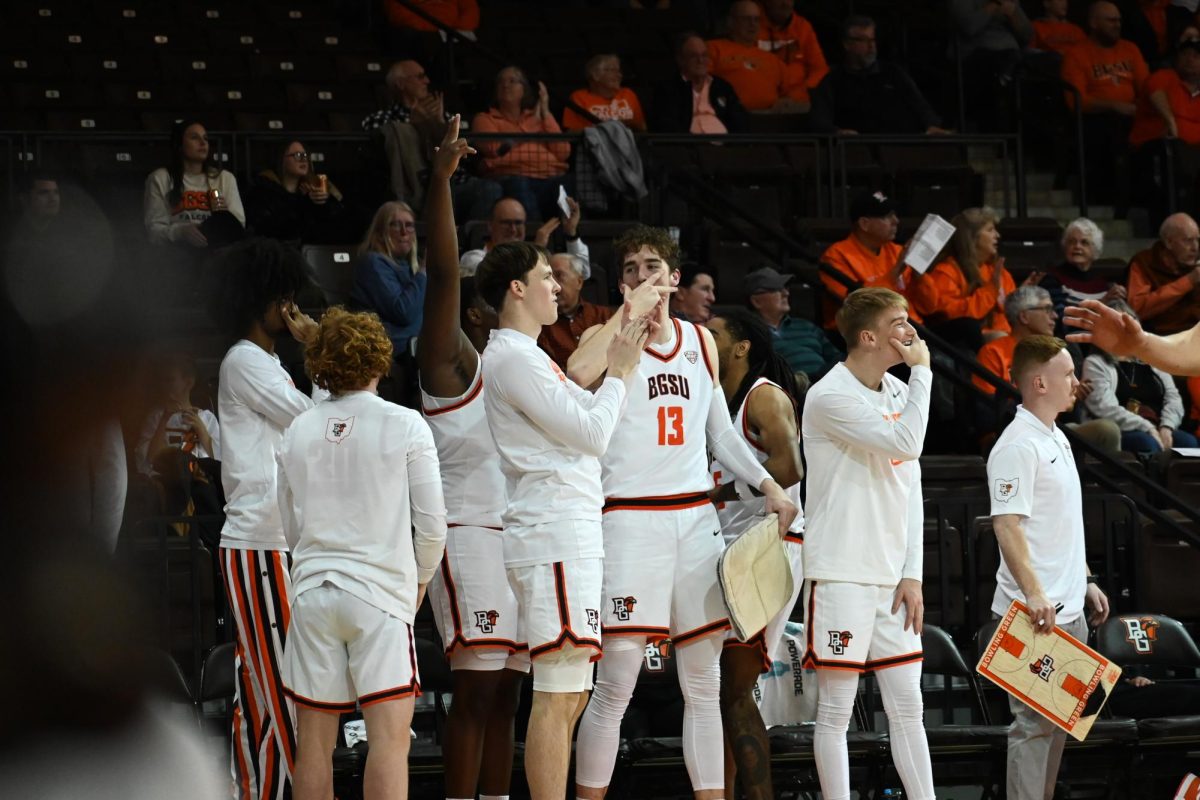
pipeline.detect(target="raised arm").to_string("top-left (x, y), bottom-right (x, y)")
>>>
top-left (1065, 298), bottom-right (1200, 375)
top-left (417, 115), bottom-right (480, 398)
top-left (566, 280), bottom-right (673, 386)
top-left (808, 367), bottom-right (932, 461)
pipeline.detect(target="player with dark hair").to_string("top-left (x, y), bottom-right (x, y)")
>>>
top-left (279, 306), bottom-right (447, 800)
top-left (477, 233), bottom-right (650, 800)
top-left (415, 117), bottom-right (527, 800)
top-left (706, 308), bottom-right (805, 800)
top-left (803, 287), bottom-right (935, 800)
top-left (988, 335), bottom-right (1109, 800)
top-left (571, 227), bottom-right (798, 800)
top-left (212, 237), bottom-right (323, 800)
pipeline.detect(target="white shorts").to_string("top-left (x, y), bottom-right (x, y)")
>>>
top-left (600, 498), bottom-right (730, 646)
top-left (284, 582), bottom-right (419, 712)
top-left (507, 557), bottom-right (603, 663)
top-left (429, 524), bottom-right (531, 673)
top-left (724, 540), bottom-right (804, 672)
top-left (800, 579), bottom-right (922, 673)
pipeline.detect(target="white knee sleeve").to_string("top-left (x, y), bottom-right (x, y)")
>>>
top-left (675, 634), bottom-right (725, 792)
top-left (575, 637), bottom-right (645, 789)
top-left (814, 669), bottom-right (859, 800)
top-left (876, 662), bottom-right (935, 800)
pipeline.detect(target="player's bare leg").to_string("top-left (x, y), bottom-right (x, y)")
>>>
top-left (525, 690), bottom-right (588, 800)
top-left (442, 667), bottom-right (524, 797)
top-left (362, 697), bottom-right (416, 800)
top-left (292, 707), bottom-right (340, 800)
top-left (720, 646), bottom-right (773, 800)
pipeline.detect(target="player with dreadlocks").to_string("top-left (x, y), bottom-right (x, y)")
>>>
top-left (706, 308), bottom-right (806, 800)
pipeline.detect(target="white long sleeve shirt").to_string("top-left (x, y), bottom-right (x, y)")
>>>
top-left (459, 236), bottom-right (590, 277)
top-left (801, 362), bottom-right (930, 587)
top-left (481, 327), bottom-right (628, 566)
top-left (278, 391), bottom-right (447, 624)
top-left (144, 167), bottom-right (245, 245)
top-left (218, 340), bottom-right (317, 550)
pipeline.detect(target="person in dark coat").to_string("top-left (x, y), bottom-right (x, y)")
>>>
top-left (651, 31), bottom-right (748, 134)
top-left (246, 140), bottom-right (352, 245)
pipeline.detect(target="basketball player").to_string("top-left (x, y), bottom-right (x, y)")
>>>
top-left (278, 307), bottom-right (446, 800)
top-left (1066, 297), bottom-right (1200, 375)
top-left (476, 241), bottom-right (651, 800)
top-left (212, 238), bottom-right (322, 800)
top-left (707, 308), bottom-right (805, 800)
top-left (988, 335), bottom-right (1110, 800)
top-left (570, 226), bottom-right (798, 800)
top-left (802, 287), bottom-right (935, 800)
top-left (416, 116), bottom-right (528, 800)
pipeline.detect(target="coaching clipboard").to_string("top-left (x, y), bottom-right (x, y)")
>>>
top-left (717, 514), bottom-right (792, 642)
top-left (976, 600), bottom-right (1122, 741)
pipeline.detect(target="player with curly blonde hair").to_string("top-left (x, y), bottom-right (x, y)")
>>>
top-left (305, 307), bottom-right (394, 396)
top-left (279, 305), bottom-right (447, 800)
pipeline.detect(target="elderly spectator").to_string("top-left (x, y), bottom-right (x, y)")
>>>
top-left (707, 1), bottom-right (809, 112)
top-left (1083, 299), bottom-right (1197, 452)
top-left (671, 262), bottom-right (716, 322)
top-left (974, 286), bottom-right (1059, 393)
top-left (651, 32), bottom-right (748, 133)
top-left (745, 266), bottom-right (842, 382)
top-left (1127, 212), bottom-right (1200, 333)
top-left (350, 201), bottom-right (425, 359)
top-left (1039, 217), bottom-right (1125, 328)
top-left (459, 196), bottom-right (589, 275)
top-left (820, 190), bottom-right (922, 329)
top-left (1032, 0), bottom-right (1088, 53)
top-left (537, 253), bottom-right (613, 368)
top-left (756, 0), bottom-right (829, 98)
top-left (144, 119), bottom-right (244, 248)
top-left (563, 54), bottom-right (647, 132)
top-left (952, 0), bottom-right (1033, 129)
top-left (472, 66), bottom-right (571, 221)
top-left (1132, 28), bottom-right (1200, 146)
top-left (811, 16), bottom-right (952, 135)
top-left (363, 63), bottom-right (501, 221)
top-left (911, 207), bottom-right (1019, 351)
top-left (246, 140), bottom-right (352, 246)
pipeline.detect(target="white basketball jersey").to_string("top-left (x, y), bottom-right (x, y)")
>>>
top-left (421, 361), bottom-right (505, 529)
top-left (601, 318), bottom-right (716, 499)
top-left (711, 378), bottom-right (805, 542)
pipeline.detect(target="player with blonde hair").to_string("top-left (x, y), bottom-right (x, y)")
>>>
top-left (988, 335), bottom-right (1109, 800)
top-left (279, 307), bottom-right (447, 800)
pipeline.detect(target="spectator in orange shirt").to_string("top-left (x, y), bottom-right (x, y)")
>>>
top-left (562, 54), bottom-right (647, 132)
top-left (1031, 0), bottom-right (1087, 53)
top-left (910, 206), bottom-right (1018, 352)
top-left (974, 285), bottom-right (1058, 393)
top-left (472, 66), bottom-right (572, 222)
top-left (1131, 29), bottom-right (1200, 147)
top-left (819, 190), bottom-right (922, 330)
top-left (756, 0), bottom-right (829, 97)
top-left (708, 0), bottom-right (809, 112)
top-left (1127, 212), bottom-right (1200, 333)
top-left (538, 253), bottom-right (613, 368)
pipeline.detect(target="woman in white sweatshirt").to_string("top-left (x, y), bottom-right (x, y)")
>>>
top-left (143, 118), bottom-right (244, 248)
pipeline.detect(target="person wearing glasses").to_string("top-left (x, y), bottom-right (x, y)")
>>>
top-left (351, 201), bottom-right (425, 365)
top-left (652, 31), bottom-right (747, 134)
top-left (459, 196), bottom-right (589, 277)
top-left (246, 140), bottom-right (351, 246)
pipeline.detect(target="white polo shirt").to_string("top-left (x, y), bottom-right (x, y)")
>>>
top-left (988, 405), bottom-right (1087, 623)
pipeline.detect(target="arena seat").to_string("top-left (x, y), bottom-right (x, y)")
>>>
top-left (301, 243), bottom-right (356, 306)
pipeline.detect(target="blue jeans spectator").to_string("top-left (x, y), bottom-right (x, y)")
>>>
top-left (1121, 428), bottom-right (1199, 454)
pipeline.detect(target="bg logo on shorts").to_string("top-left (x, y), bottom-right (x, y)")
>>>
top-left (1122, 617), bottom-right (1159, 653)
top-left (474, 609), bottom-right (499, 633)
top-left (643, 639), bottom-right (672, 672)
top-left (1030, 654), bottom-right (1055, 681)
top-left (827, 630), bottom-right (853, 655)
top-left (586, 608), bottom-right (600, 635)
top-left (612, 596), bottom-right (638, 620)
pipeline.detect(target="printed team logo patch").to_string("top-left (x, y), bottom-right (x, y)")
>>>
top-left (684, 350), bottom-right (698, 364)
top-left (325, 416), bottom-right (355, 444)
top-left (994, 477), bottom-right (1019, 503)
top-left (586, 608), bottom-right (600, 635)
top-left (827, 630), bottom-right (853, 655)
top-left (612, 595), bottom-right (637, 621)
top-left (643, 639), bottom-right (672, 672)
top-left (473, 609), bottom-right (499, 634)
top-left (1122, 616), bottom-right (1159, 653)
top-left (1030, 654), bottom-right (1056, 681)
top-left (549, 361), bottom-right (567, 383)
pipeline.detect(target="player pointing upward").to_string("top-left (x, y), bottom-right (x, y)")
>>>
top-left (801, 287), bottom-right (934, 800)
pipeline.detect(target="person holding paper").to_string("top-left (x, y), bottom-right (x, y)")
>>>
top-left (819, 190), bottom-right (923, 331)
top-left (987, 335), bottom-right (1109, 800)
top-left (911, 206), bottom-right (1019, 352)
